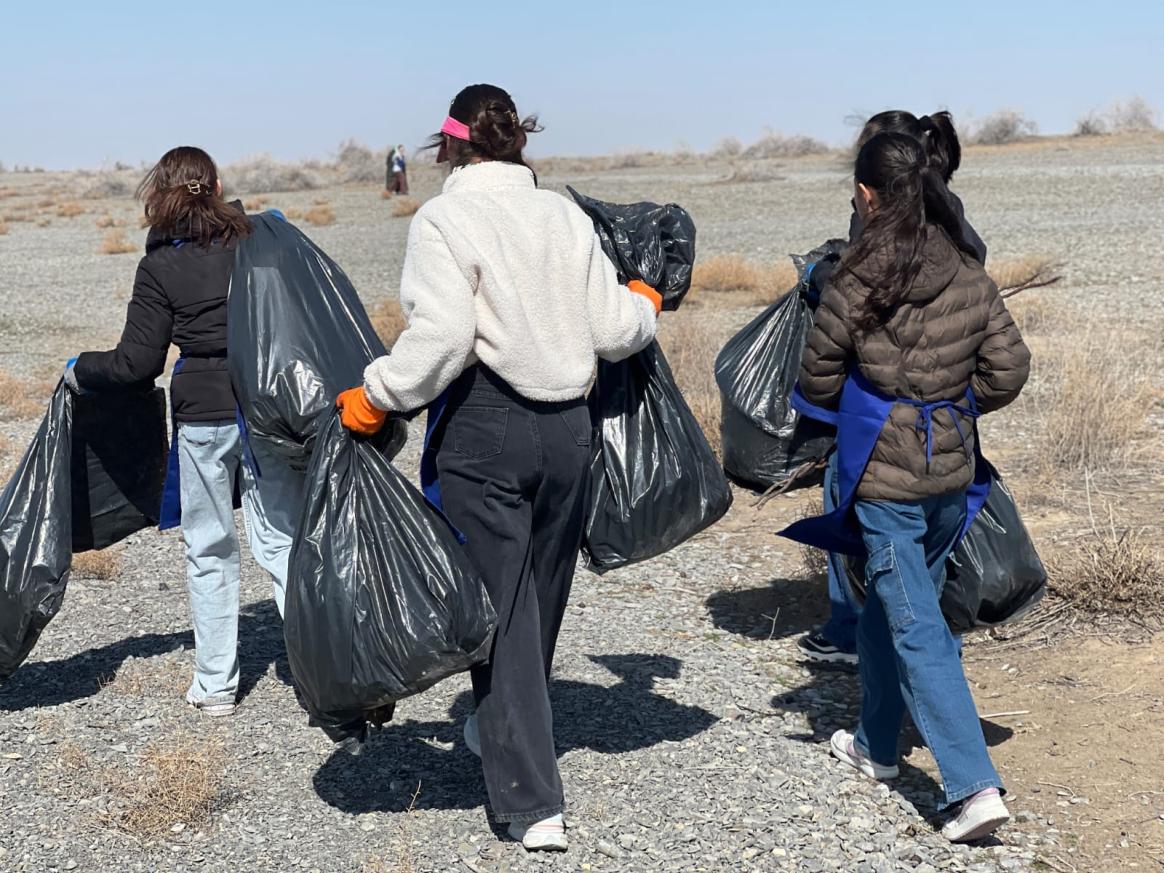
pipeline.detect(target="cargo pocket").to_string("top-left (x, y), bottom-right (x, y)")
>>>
top-left (560, 405), bottom-right (593, 447)
top-left (453, 407), bottom-right (508, 460)
top-left (865, 543), bottom-right (915, 633)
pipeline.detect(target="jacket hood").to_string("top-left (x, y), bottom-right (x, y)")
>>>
top-left (849, 225), bottom-right (964, 304)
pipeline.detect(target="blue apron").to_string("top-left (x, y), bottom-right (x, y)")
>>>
top-left (780, 369), bottom-right (992, 557)
top-left (418, 386), bottom-right (466, 544)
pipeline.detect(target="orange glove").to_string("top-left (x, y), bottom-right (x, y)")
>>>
top-left (336, 386), bottom-right (388, 436)
top-left (628, 279), bottom-right (662, 315)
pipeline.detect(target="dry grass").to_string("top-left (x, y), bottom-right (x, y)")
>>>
top-left (656, 314), bottom-right (725, 456)
top-left (283, 207), bottom-right (304, 221)
top-left (100, 229), bottom-right (138, 255)
top-left (987, 255), bottom-right (1063, 294)
top-left (0, 219), bottom-right (9, 235)
top-left (972, 110), bottom-right (1039, 145)
top-left (94, 214), bottom-right (124, 229)
top-left (303, 204), bottom-right (335, 226)
top-left (242, 195), bottom-right (269, 211)
top-left (687, 254), bottom-right (797, 307)
top-left (55, 201), bottom-right (85, 218)
top-left (72, 547), bottom-right (123, 581)
top-left (99, 655), bottom-right (188, 698)
top-left (0, 371), bottom-right (50, 420)
top-left (370, 298), bottom-right (407, 348)
top-left (379, 189), bottom-right (394, 200)
top-left (797, 496), bottom-right (828, 579)
top-left (390, 197), bottom-right (421, 218)
top-left (4, 210), bottom-right (33, 223)
top-left (1049, 526), bottom-right (1163, 624)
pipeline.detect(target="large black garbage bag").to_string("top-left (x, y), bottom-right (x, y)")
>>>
top-left (844, 474), bottom-right (1046, 633)
top-left (228, 213), bottom-right (407, 470)
top-left (567, 187), bottom-right (696, 311)
top-left (715, 241), bottom-right (846, 492)
top-left (583, 343), bottom-right (733, 572)
top-left (284, 411), bottom-right (496, 728)
top-left (1, 383), bottom-right (167, 678)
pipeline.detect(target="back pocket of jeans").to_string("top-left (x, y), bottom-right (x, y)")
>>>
top-left (453, 407), bottom-right (508, 459)
top-left (865, 543), bottom-right (916, 633)
top-left (559, 406), bottom-right (593, 447)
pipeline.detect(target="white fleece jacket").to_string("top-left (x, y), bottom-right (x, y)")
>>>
top-left (363, 161), bottom-right (658, 412)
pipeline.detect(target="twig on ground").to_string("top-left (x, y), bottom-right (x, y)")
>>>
top-left (980, 710), bottom-right (1031, 719)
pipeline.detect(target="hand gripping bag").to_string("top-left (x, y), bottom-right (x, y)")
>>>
top-left (1, 383), bottom-right (167, 677)
top-left (284, 411), bottom-right (496, 728)
top-left (228, 213), bottom-right (406, 469)
top-left (569, 189), bottom-right (731, 572)
top-left (715, 241), bottom-right (845, 492)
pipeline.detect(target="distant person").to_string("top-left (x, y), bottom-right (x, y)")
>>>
top-left (390, 144), bottom-right (408, 195)
top-left (798, 110), bottom-right (986, 666)
top-left (65, 146), bottom-right (304, 718)
top-left (336, 83), bottom-right (660, 851)
top-left (792, 131), bottom-right (1029, 842)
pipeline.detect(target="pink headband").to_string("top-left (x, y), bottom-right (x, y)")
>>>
top-left (441, 116), bottom-right (471, 141)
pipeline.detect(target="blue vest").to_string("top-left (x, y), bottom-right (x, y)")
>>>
top-left (780, 369), bottom-right (992, 557)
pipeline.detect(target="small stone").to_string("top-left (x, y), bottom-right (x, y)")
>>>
top-left (597, 841), bottom-right (623, 860)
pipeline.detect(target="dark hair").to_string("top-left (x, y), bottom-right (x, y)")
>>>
top-left (137, 146), bottom-right (249, 248)
top-left (856, 110), bottom-right (962, 182)
top-left (428, 84), bottom-right (542, 180)
top-left (843, 132), bottom-right (978, 331)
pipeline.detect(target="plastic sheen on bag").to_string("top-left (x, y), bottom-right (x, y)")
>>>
top-left (843, 473), bottom-right (1046, 633)
top-left (567, 187), bottom-right (696, 312)
top-left (715, 241), bottom-right (846, 492)
top-left (0, 383), bottom-right (167, 678)
top-left (284, 411), bottom-right (496, 729)
top-left (228, 214), bottom-right (406, 470)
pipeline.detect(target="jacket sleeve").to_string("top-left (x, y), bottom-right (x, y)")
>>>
top-left (971, 286), bottom-right (1030, 414)
top-left (799, 281), bottom-right (853, 410)
top-left (73, 260), bottom-right (172, 390)
top-left (363, 215), bottom-right (476, 413)
top-left (585, 234), bottom-right (658, 362)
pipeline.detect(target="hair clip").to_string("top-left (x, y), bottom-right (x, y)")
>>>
top-left (186, 180), bottom-right (205, 195)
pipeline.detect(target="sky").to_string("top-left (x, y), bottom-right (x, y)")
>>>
top-left (2, 0), bottom-right (1162, 170)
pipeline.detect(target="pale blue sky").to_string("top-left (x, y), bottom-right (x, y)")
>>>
top-left (2, 0), bottom-right (1161, 169)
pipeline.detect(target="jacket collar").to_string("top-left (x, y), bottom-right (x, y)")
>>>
top-left (849, 225), bottom-right (964, 304)
top-left (442, 160), bottom-right (535, 195)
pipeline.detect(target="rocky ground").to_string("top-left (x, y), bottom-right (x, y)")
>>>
top-left (0, 135), bottom-right (1162, 872)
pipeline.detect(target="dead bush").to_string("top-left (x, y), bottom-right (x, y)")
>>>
top-left (283, 207), bottom-right (304, 221)
top-left (83, 174), bottom-right (132, 200)
top-left (56, 201), bottom-right (85, 218)
top-left (0, 219), bottom-right (9, 235)
top-left (972, 110), bottom-right (1038, 145)
top-left (716, 164), bottom-right (787, 185)
top-left (100, 229), bottom-right (138, 255)
top-left (37, 218), bottom-right (51, 228)
top-left (1008, 291), bottom-right (1068, 336)
top-left (72, 548), bottom-right (123, 581)
top-left (225, 155), bottom-right (323, 194)
top-left (1074, 112), bottom-right (1108, 137)
top-left (242, 195), bottom-right (269, 212)
top-left (379, 189), bottom-right (394, 200)
top-left (100, 655), bottom-right (188, 697)
top-left (655, 314), bottom-right (725, 457)
top-left (797, 495), bottom-right (828, 578)
top-left (712, 137), bottom-right (744, 159)
top-left (335, 139), bottom-right (386, 184)
top-left (94, 214), bottom-right (124, 229)
top-left (303, 204), bottom-right (335, 226)
top-left (688, 254), bottom-right (797, 307)
top-left (742, 131), bottom-right (829, 159)
top-left (391, 197), bottom-right (421, 218)
top-left (988, 255), bottom-right (1062, 295)
top-left (1049, 527), bottom-right (1162, 623)
top-left (370, 298), bottom-right (407, 347)
top-left (0, 372), bottom-right (50, 420)
top-left (1108, 96), bottom-right (1158, 133)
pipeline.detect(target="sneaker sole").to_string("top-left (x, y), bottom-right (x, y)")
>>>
top-left (798, 648), bottom-right (859, 665)
top-left (942, 800), bottom-right (1010, 843)
top-left (521, 833), bottom-right (568, 852)
top-left (830, 732), bottom-right (899, 780)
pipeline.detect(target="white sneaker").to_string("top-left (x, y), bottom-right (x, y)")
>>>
top-left (463, 713), bottom-right (481, 758)
top-left (508, 814), bottom-right (567, 852)
top-left (941, 789), bottom-right (1009, 843)
top-left (830, 729), bottom-right (899, 780)
top-left (185, 690), bottom-right (236, 718)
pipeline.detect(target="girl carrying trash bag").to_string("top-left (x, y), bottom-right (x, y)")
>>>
top-left (336, 83), bottom-right (660, 852)
top-left (66, 147), bottom-right (303, 717)
top-left (782, 131), bottom-right (1030, 842)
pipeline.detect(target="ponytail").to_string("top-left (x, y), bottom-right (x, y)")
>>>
top-left (426, 83), bottom-right (543, 184)
top-left (919, 111), bottom-right (962, 181)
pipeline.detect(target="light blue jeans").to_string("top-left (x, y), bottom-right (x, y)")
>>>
top-left (852, 493), bottom-right (1002, 807)
top-left (178, 420), bottom-right (304, 704)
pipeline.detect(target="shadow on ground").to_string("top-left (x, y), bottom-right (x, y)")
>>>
top-left (705, 574), bottom-right (830, 642)
top-left (0, 598), bottom-right (288, 710)
top-left (313, 653), bottom-right (718, 815)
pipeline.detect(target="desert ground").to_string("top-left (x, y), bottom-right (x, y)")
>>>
top-left (0, 133), bottom-right (1161, 872)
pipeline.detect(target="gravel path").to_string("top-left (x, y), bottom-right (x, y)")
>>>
top-left (3, 136), bottom-right (1159, 872)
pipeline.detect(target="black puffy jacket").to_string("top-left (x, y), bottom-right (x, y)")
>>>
top-left (74, 204), bottom-right (245, 422)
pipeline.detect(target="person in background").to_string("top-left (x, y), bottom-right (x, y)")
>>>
top-left (798, 131), bottom-right (1029, 842)
top-left (336, 83), bottom-right (659, 852)
top-left (391, 144), bottom-right (408, 195)
top-left (65, 146), bottom-right (304, 718)
top-left (798, 109), bottom-right (986, 666)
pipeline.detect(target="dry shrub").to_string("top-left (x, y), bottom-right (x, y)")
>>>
top-left (1030, 326), bottom-right (1161, 474)
top-left (1007, 291), bottom-right (1068, 336)
top-left (72, 548), bottom-right (123, 581)
top-left (4, 211), bottom-right (32, 222)
top-left (94, 214), bottom-right (124, 229)
top-left (655, 314), bottom-right (724, 456)
top-left (1074, 112), bottom-right (1108, 137)
top-left (391, 197), bottom-right (421, 218)
top-left (987, 255), bottom-right (1061, 293)
top-left (56, 201), bottom-right (85, 218)
top-left (972, 110), bottom-right (1038, 145)
top-left (1049, 527), bottom-right (1162, 622)
top-left (303, 204), bottom-right (335, 226)
top-left (0, 219), bottom-right (8, 235)
top-left (0, 371), bottom-right (50, 419)
top-left (335, 139), bottom-right (387, 184)
top-left (797, 495), bottom-right (828, 578)
top-left (688, 254), bottom-right (797, 306)
top-left (225, 155), bottom-right (323, 194)
top-left (100, 229), bottom-right (138, 255)
top-left (83, 174), bottom-right (132, 200)
top-left (37, 218), bottom-right (52, 228)
top-left (742, 131), bottom-right (829, 159)
top-left (37, 197), bottom-right (55, 208)
top-left (1109, 96), bottom-right (1158, 133)
top-left (242, 196), bottom-right (269, 211)
top-left (370, 298), bottom-right (407, 347)
top-left (100, 655), bottom-right (188, 698)
top-left (283, 207), bottom-right (304, 220)
top-left (379, 189), bottom-right (394, 200)
top-left (717, 164), bottom-right (786, 185)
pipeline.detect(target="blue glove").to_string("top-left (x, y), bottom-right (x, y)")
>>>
top-left (64, 357), bottom-right (85, 394)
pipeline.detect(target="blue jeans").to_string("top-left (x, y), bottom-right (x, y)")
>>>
top-left (819, 451), bottom-right (859, 652)
top-left (852, 493), bottom-right (1002, 806)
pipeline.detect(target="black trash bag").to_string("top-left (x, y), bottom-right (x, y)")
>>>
top-left (228, 213), bottom-right (407, 470)
top-left (284, 411), bottom-right (496, 729)
top-left (583, 343), bottom-right (733, 572)
top-left (843, 473), bottom-right (1046, 633)
top-left (715, 241), bottom-right (846, 492)
top-left (1, 383), bottom-right (168, 678)
top-left (567, 187), bottom-right (696, 311)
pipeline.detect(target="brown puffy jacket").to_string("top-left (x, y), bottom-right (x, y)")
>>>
top-left (800, 227), bottom-right (1030, 502)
